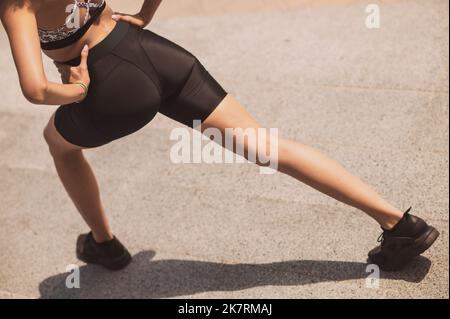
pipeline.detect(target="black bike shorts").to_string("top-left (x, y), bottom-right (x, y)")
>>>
top-left (54, 21), bottom-right (227, 148)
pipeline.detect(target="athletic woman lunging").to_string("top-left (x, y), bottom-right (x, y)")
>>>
top-left (0, 0), bottom-right (439, 271)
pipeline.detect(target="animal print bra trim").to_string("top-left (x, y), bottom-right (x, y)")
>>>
top-left (38, 0), bottom-right (106, 50)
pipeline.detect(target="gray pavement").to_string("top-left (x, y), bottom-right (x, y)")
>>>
top-left (0, 0), bottom-right (448, 298)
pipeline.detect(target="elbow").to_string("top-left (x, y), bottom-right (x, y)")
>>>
top-left (22, 82), bottom-right (48, 105)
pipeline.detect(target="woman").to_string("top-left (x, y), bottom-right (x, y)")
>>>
top-left (0, 0), bottom-right (439, 272)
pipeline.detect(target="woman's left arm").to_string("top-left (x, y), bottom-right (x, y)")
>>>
top-left (1, 1), bottom-right (89, 105)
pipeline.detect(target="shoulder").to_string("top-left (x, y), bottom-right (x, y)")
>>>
top-left (0, 0), bottom-right (42, 33)
top-left (0, 0), bottom-right (43, 14)
top-left (0, 0), bottom-right (42, 22)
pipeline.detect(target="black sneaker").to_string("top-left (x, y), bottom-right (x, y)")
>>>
top-left (76, 232), bottom-right (132, 271)
top-left (368, 207), bottom-right (439, 271)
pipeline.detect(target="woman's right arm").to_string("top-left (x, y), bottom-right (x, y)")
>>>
top-left (112, 0), bottom-right (162, 27)
top-left (0, 0), bottom-right (89, 105)
top-left (139, 0), bottom-right (162, 22)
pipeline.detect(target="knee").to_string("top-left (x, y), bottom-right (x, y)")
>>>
top-left (43, 120), bottom-right (76, 159)
top-left (43, 125), bottom-right (59, 158)
top-left (43, 122), bottom-right (52, 146)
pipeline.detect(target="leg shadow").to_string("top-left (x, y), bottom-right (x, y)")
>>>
top-left (38, 251), bottom-right (432, 298)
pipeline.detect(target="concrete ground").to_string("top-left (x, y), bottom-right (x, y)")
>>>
top-left (0, 0), bottom-right (448, 299)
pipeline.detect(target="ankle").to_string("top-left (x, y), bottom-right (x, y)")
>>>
top-left (380, 218), bottom-right (401, 230)
top-left (92, 231), bottom-right (114, 243)
top-left (379, 209), bottom-right (406, 230)
top-left (372, 206), bottom-right (404, 230)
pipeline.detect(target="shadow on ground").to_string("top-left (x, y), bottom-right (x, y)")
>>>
top-left (38, 250), bottom-right (432, 298)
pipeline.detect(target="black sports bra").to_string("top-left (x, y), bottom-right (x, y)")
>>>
top-left (38, 0), bottom-right (106, 50)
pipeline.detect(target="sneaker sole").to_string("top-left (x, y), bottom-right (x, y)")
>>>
top-left (77, 250), bottom-right (132, 271)
top-left (415, 226), bottom-right (440, 255)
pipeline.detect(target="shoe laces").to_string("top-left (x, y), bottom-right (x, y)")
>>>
top-left (377, 232), bottom-right (385, 243)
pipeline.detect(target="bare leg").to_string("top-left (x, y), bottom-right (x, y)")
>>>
top-left (203, 95), bottom-right (404, 229)
top-left (43, 113), bottom-right (113, 242)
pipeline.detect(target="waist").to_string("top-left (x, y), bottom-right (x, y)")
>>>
top-left (59, 21), bottom-right (130, 66)
top-left (43, 5), bottom-right (115, 62)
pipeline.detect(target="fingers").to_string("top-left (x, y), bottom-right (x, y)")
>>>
top-left (79, 44), bottom-right (89, 69)
top-left (112, 14), bottom-right (131, 23)
top-left (112, 13), bottom-right (145, 27)
top-left (112, 12), bottom-right (130, 22)
top-left (112, 13), bottom-right (122, 21)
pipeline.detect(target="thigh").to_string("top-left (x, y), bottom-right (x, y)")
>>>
top-left (136, 28), bottom-right (228, 127)
top-left (202, 94), bottom-right (262, 132)
top-left (158, 61), bottom-right (228, 128)
top-left (201, 95), bottom-right (278, 163)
